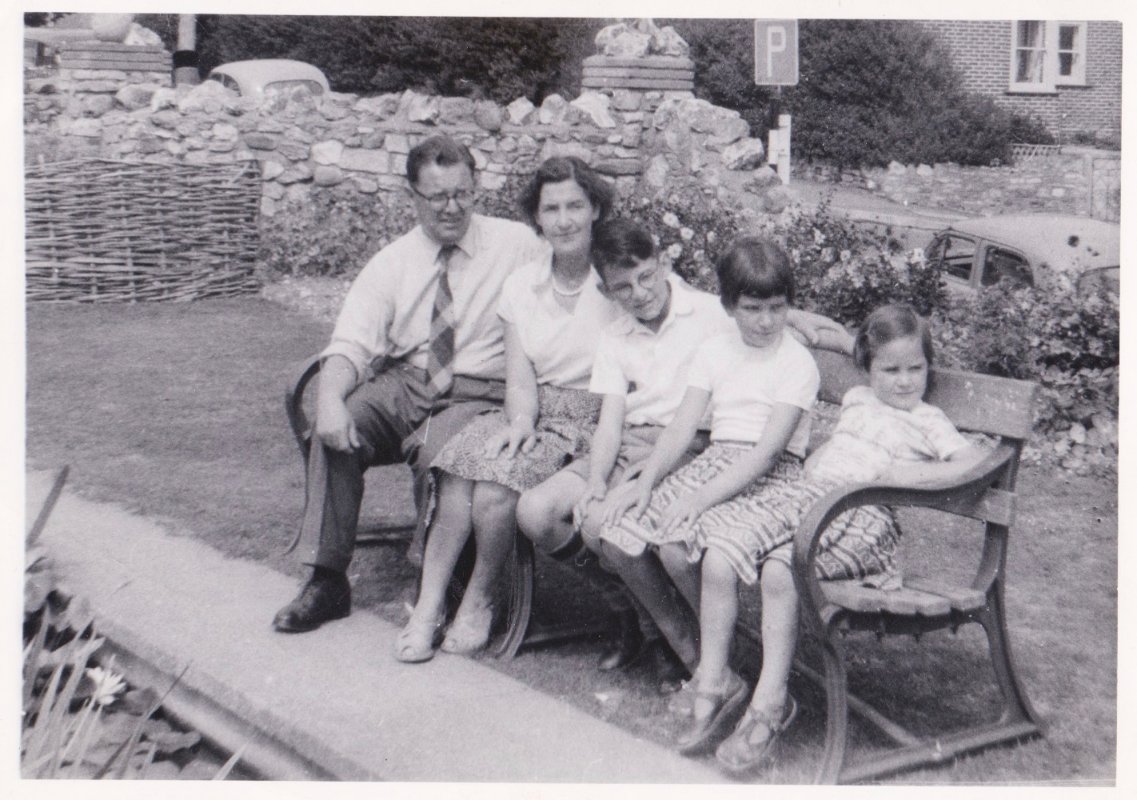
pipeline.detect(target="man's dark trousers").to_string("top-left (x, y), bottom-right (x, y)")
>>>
top-left (294, 361), bottom-right (503, 573)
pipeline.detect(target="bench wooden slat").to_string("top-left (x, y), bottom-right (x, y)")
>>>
top-left (902, 578), bottom-right (987, 613)
top-left (820, 581), bottom-right (952, 615)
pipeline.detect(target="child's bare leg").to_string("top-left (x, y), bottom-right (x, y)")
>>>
top-left (599, 542), bottom-right (698, 669)
top-left (659, 542), bottom-right (701, 614)
top-left (748, 558), bottom-right (798, 714)
top-left (413, 474), bottom-right (475, 621)
top-left (697, 549), bottom-right (740, 690)
top-left (516, 469), bottom-right (584, 552)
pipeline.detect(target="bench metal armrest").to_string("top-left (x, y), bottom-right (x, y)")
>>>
top-left (791, 443), bottom-right (1018, 633)
top-left (284, 354), bottom-right (324, 454)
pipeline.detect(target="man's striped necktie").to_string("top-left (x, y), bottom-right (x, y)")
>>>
top-left (425, 245), bottom-right (458, 397)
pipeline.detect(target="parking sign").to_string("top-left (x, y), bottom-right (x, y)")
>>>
top-left (754, 20), bottom-right (799, 86)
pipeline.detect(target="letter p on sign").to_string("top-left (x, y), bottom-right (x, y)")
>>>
top-left (753, 20), bottom-right (799, 86)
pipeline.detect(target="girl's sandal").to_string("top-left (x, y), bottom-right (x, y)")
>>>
top-left (440, 604), bottom-right (494, 656)
top-left (666, 677), bottom-right (698, 717)
top-left (675, 671), bottom-right (749, 756)
top-left (393, 615), bottom-right (445, 663)
top-left (714, 695), bottom-right (799, 777)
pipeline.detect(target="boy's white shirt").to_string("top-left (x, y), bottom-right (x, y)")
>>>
top-left (588, 275), bottom-right (736, 427)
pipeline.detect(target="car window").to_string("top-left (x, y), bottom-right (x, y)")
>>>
top-left (927, 233), bottom-right (977, 283)
top-left (264, 79), bottom-right (325, 97)
top-left (208, 74), bottom-right (241, 93)
top-left (981, 246), bottom-right (1032, 288)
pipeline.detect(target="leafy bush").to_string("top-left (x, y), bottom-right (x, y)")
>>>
top-left (614, 186), bottom-right (747, 293)
top-left (258, 187), bottom-right (416, 278)
top-left (190, 15), bottom-right (597, 103)
top-left (667, 18), bottom-right (1054, 169)
top-left (259, 179), bottom-right (529, 279)
top-left (934, 276), bottom-right (1119, 438)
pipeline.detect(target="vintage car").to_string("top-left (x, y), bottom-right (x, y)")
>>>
top-left (206, 59), bottom-right (329, 102)
top-left (924, 214), bottom-right (1119, 295)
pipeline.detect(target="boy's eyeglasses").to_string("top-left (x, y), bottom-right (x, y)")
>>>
top-left (410, 185), bottom-right (476, 211)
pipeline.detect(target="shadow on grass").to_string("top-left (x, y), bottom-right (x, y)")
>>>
top-left (26, 298), bottom-right (1118, 785)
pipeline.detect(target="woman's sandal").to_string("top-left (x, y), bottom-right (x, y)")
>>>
top-left (675, 671), bottom-right (750, 756)
top-left (393, 614), bottom-right (445, 663)
top-left (714, 695), bottom-right (800, 777)
top-left (440, 604), bottom-right (494, 656)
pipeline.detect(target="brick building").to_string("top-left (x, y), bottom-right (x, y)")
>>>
top-left (915, 19), bottom-right (1122, 145)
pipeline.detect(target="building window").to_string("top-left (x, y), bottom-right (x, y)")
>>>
top-left (1009, 20), bottom-right (1088, 93)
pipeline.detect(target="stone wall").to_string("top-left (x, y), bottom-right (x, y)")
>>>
top-left (24, 66), bottom-right (771, 220)
top-left (797, 147), bottom-right (1120, 222)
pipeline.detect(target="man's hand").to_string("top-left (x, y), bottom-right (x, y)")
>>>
top-left (787, 308), bottom-right (854, 353)
top-left (314, 395), bottom-right (361, 452)
top-left (485, 422), bottom-right (536, 459)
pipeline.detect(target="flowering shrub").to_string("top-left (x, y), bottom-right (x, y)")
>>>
top-left (933, 275), bottom-right (1119, 473)
top-left (258, 181), bottom-right (529, 279)
top-left (613, 187), bottom-right (747, 293)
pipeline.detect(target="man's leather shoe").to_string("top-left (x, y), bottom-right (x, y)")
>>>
top-left (598, 609), bottom-right (645, 671)
top-left (272, 572), bottom-right (351, 633)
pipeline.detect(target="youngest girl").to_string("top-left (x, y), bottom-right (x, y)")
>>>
top-left (708, 303), bottom-right (988, 776)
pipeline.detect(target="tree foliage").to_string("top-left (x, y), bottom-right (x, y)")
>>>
top-left (189, 15), bottom-right (598, 104)
top-left (667, 18), bottom-right (1053, 169)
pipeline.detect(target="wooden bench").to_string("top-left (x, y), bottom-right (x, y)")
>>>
top-left (790, 348), bottom-right (1046, 783)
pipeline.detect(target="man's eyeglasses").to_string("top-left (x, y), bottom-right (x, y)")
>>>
top-left (410, 185), bottom-right (476, 211)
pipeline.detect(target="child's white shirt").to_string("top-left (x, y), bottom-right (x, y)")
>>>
top-left (589, 276), bottom-right (735, 426)
top-left (806, 385), bottom-right (972, 484)
top-left (497, 256), bottom-right (621, 390)
top-left (686, 329), bottom-right (819, 458)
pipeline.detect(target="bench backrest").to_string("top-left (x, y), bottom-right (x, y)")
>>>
top-left (809, 349), bottom-right (1037, 442)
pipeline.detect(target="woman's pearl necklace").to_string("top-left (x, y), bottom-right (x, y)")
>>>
top-left (551, 273), bottom-right (586, 296)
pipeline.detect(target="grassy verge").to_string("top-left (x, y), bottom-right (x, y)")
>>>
top-left (26, 298), bottom-right (1117, 784)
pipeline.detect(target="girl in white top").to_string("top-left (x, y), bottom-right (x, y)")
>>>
top-left (395, 157), bottom-right (627, 663)
top-left (599, 237), bottom-right (820, 755)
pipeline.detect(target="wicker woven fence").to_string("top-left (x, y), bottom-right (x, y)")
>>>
top-left (25, 159), bottom-right (261, 303)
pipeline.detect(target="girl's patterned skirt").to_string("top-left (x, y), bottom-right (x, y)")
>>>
top-left (431, 385), bottom-right (601, 493)
top-left (599, 441), bottom-right (900, 585)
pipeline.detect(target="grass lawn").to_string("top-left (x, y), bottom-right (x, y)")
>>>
top-left (25, 298), bottom-right (1118, 785)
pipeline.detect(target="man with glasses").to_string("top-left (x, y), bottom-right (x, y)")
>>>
top-left (273, 135), bottom-right (547, 633)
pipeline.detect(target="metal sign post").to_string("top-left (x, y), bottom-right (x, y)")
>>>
top-left (754, 20), bottom-right (799, 184)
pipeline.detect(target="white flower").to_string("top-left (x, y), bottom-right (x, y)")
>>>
top-left (679, 227), bottom-right (694, 241)
top-left (707, 230), bottom-right (717, 242)
top-left (667, 243), bottom-right (683, 259)
top-left (662, 212), bottom-right (680, 228)
top-left (839, 249), bottom-right (851, 262)
top-left (85, 666), bottom-right (127, 706)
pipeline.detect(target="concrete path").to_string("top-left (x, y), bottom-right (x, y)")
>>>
top-left (25, 469), bottom-right (725, 783)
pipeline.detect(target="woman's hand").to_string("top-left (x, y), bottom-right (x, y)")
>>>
top-left (484, 421), bottom-right (536, 459)
top-left (572, 479), bottom-right (608, 532)
top-left (658, 491), bottom-right (709, 538)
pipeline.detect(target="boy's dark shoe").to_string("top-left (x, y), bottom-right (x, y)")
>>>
top-left (272, 570), bottom-right (351, 633)
top-left (598, 608), bottom-right (645, 671)
top-left (650, 638), bottom-right (693, 695)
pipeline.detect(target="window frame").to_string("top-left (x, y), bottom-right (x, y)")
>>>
top-left (1008, 20), bottom-right (1088, 94)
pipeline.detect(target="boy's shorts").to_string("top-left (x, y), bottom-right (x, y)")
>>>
top-left (564, 424), bottom-right (711, 488)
